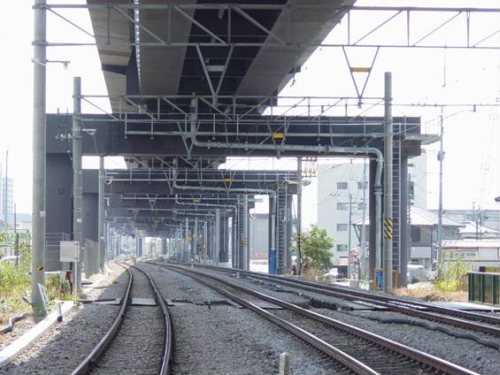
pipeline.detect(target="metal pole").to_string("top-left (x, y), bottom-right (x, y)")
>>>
top-left (194, 216), bottom-right (198, 260)
top-left (31, 0), bottom-right (47, 314)
top-left (383, 72), bottom-right (393, 293)
top-left (360, 159), bottom-right (367, 279)
top-left (297, 158), bottom-right (303, 276)
top-left (185, 217), bottom-right (189, 261)
top-left (348, 193), bottom-right (352, 279)
top-left (215, 209), bottom-right (220, 265)
top-left (437, 110), bottom-right (445, 264)
top-left (98, 156), bottom-right (105, 271)
top-left (244, 195), bottom-right (249, 270)
top-left (203, 220), bottom-right (207, 259)
top-left (72, 77), bottom-right (83, 290)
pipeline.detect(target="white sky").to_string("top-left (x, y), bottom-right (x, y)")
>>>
top-left (0, 1), bottom-right (499, 228)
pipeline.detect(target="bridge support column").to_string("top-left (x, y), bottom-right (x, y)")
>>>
top-left (184, 218), bottom-right (189, 262)
top-left (215, 209), bottom-right (220, 264)
top-left (237, 195), bottom-right (249, 270)
top-left (268, 195), bottom-right (277, 274)
top-left (98, 157), bottom-right (105, 271)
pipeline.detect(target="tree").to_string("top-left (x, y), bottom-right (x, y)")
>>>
top-left (297, 225), bottom-right (334, 273)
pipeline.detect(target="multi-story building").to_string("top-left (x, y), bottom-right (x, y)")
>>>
top-left (317, 153), bottom-right (428, 265)
top-left (0, 158), bottom-right (15, 229)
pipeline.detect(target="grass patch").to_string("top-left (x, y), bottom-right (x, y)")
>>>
top-left (0, 265), bottom-right (72, 324)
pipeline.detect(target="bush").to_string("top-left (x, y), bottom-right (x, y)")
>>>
top-left (434, 253), bottom-right (471, 292)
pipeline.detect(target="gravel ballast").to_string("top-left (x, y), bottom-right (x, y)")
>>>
top-left (1, 261), bottom-right (498, 375)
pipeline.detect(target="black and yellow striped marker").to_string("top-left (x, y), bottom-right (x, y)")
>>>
top-left (384, 218), bottom-right (393, 239)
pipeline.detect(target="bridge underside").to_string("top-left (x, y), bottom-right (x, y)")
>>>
top-left (41, 1), bottom-right (439, 286)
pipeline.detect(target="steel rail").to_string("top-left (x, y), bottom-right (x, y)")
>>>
top-left (188, 263), bottom-right (500, 336)
top-left (71, 262), bottom-right (172, 375)
top-left (167, 266), bottom-right (379, 375)
top-left (265, 273), bottom-right (500, 331)
top-left (165, 264), bottom-right (480, 375)
top-left (70, 263), bottom-right (133, 375)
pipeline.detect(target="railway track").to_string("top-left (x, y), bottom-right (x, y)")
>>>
top-left (181, 262), bottom-right (500, 338)
top-left (71, 262), bottom-right (172, 375)
top-left (165, 264), bottom-right (480, 375)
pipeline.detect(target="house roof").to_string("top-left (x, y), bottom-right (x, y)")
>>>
top-left (458, 221), bottom-right (499, 236)
top-left (441, 239), bottom-right (500, 249)
top-left (353, 206), bottom-right (464, 227)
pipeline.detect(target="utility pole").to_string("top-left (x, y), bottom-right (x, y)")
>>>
top-left (72, 77), bottom-right (83, 291)
top-left (437, 109), bottom-right (445, 263)
top-left (98, 156), bottom-right (105, 271)
top-left (360, 159), bottom-right (367, 279)
top-left (348, 193), bottom-right (352, 279)
top-left (383, 72), bottom-right (393, 293)
top-left (32, 0), bottom-right (47, 314)
top-left (297, 158), bottom-right (303, 276)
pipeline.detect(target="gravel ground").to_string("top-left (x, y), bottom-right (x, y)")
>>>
top-left (1, 261), bottom-right (499, 375)
top-left (0, 263), bottom-right (128, 375)
top-left (170, 264), bottom-right (500, 375)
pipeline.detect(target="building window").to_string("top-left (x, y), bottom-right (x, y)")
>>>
top-left (357, 202), bottom-right (366, 210)
top-left (411, 226), bottom-right (421, 242)
top-left (337, 244), bottom-right (348, 253)
top-left (337, 223), bottom-right (348, 231)
top-left (337, 202), bottom-right (348, 211)
top-left (337, 182), bottom-right (348, 190)
top-left (357, 181), bottom-right (367, 189)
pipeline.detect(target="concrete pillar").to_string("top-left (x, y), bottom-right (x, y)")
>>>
top-left (98, 157), bottom-right (105, 271)
top-left (31, 0), bottom-right (47, 313)
top-left (215, 209), bottom-right (220, 264)
top-left (72, 77), bottom-right (83, 289)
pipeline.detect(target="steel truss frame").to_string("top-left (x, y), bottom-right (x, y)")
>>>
top-left (38, 3), bottom-right (500, 49)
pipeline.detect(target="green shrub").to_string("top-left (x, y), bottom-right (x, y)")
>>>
top-left (434, 252), bottom-right (471, 292)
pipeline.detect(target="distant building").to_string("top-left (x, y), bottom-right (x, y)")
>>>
top-left (0, 170), bottom-right (14, 229)
top-left (353, 206), bottom-right (464, 270)
top-left (249, 212), bottom-right (269, 258)
top-left (440, 239), bottom-right (500, 271)
top-left (428, 209), bottom-right (500, 238)
top-left (317, 154), bottom-right (428, 264)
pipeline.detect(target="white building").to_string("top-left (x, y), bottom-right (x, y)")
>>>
top-left (317, 153), bottom-right (428, 263)
top-left (0, 159), bottom-right (15, 229)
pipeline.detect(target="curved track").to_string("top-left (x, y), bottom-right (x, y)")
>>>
top-left (71, 262), bottom-right (172, 375)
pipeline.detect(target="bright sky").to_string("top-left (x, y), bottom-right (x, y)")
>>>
top-left (0, 1), bottom-right (499, 226)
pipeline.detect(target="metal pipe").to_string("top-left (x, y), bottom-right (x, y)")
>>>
top-left (174, 195), bottom-right (237, 209)
top-left (124, 130), bottom-right (401, 138)
top-left (190, 136), bottom-right (384, 270)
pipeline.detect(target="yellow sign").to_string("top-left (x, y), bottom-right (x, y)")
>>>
top-left (272, 133), bottom-right (284, 139)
